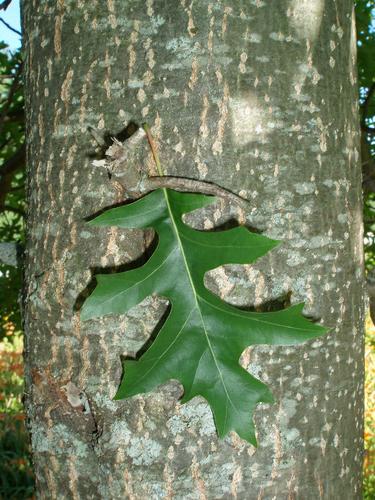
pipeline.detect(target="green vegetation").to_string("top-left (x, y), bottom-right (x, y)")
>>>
top-left (357, 0), bottom-right (375, 269)
top-left (0, 39), bottom-right (24, 341)
top-left (0, 334), bottom-right (33, 499)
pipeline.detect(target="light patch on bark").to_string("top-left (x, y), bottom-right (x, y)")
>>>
top-left (128, 21), bottom-right (140, 77)
top-left (79, 61), bottom-right (97, 125)
top-left (38, 111), bottom-right (45, 146)
top-left (145, 42), bottom-right (155, 70)
top-left (47, 58), bottom-right (53, 80)
top-left (143, 69), bottom-right (154, 86)
top-left (137, 88), bottom-right (147, 103)
top-left (191, 455), bottom-right (207, 499)
top-left (221, 6), bottom-right (232, 36)
top-left (163, 462), bottom-right (175, 499)
top-left (181, 0), bottom-right (196, 38)
top-left (146, 0), bottom-right (154, 17)
top-left (99, 334), bottom-right (111, 387)
top-left (231, 465), bottom-right (243, 498)
top-left (271, 423), bottom-right (283, 479)
top-left (46, 455), bottom-right (60, 496)
top-left (54, 14), bottom-right (63, 58)
top-left (195, 157), bottom-right (208, 178)
top-left (188, 57), bottom-right (198, 90)
top-left (106, 227), bottom-right (121, 263)
top-left (97, 116), bottom-right (105, 130)
top-left (104, 50), bottom-right (111, 99)
top-left (40, 37), bottom-right (48, 49)
top-left (316, 117), bottom-right (328, 152)
top-left (207, 5), bottom-right (215, 55)
top-left (123, 469), bottom-right (135, 497)
top-left (107, 0), bottom-right (117, 29)
top-left (212, 82), bottom-right (229, 155)
top-left (126, 436), bottom-right (163, 465)
top-left (173, 141), bottom-right (185, 156)
top-left (287, 471), bottom-right (297, 498)
top-left (199, 94), bottom-right (209, 138)
top-left (287, 0), bottom-right (324, 41)
top-left (239, 52), bottom-right (248, 74)
top-left (230, 92), bottom-right (268, 146)
top-left (60, 68), bottom-right (74, 104)
top-left (215, 66), bottom-right (223, 84)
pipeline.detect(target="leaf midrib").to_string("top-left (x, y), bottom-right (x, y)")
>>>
top-left (163, 188), bottom-right (239, 421)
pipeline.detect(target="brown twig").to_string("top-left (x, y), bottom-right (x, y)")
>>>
top-left (142, 123), bottom-right (249, 209)
top-left (142, 123), bottom-right (163, 176)
top-left (0, 17), bottom-right (21, 36)
top-left (147, 176), bottom-right (250, 209)
top-left (0, 0), bottom-right (12, 11)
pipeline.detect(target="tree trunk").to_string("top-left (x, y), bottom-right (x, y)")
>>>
top-left (22, 1), bottom-right (365, 498)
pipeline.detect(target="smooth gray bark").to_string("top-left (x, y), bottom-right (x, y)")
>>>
top-left (22, 1), bottom-right (364, 498)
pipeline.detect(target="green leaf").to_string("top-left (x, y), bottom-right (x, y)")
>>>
top-left (82, 189), bottom-right (327, 444)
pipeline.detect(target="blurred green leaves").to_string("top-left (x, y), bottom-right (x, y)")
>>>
top-left (356, 0), bottom-right (375, 88)
top-left (0, 41), bottom-right (24, 340)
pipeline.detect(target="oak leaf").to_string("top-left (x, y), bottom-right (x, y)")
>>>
top-left (82, 188), bottom-right (326, 444)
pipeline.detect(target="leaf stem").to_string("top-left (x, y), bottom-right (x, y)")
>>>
top-left (143, 123), bottom-right (163, 177)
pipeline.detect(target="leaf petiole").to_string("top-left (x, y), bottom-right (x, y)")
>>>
top-left (142, 122), bottom-right (163, 177)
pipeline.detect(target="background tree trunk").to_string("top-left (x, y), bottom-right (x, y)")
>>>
top-left (22, 1), bottom-right (365, 498)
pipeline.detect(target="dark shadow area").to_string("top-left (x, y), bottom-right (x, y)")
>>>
top-left (73, 229), bottom-right (157, 312)
top-left (0, 417), bottom-right (34, 499)
top-left (83, 195), bottom-right (141, 222)
top-left (235, 291), bottom-right (292, 313)
top-left (209, 217), bottom-right (262, 234)
top-left (232, 290), bottom-right (322, 324)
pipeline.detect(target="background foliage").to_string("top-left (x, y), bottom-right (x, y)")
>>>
top-left (357, 1), bottom-right (375, 272)
top-left (0, 39), bottom-right (24, 342)
top-left (357, 3), bottom-right (375, 495)
top-left (0, 1), bottom-right (373, 498)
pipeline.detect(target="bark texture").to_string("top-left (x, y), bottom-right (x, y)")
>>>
top-left (22, 0), bottom-right (364, 498)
